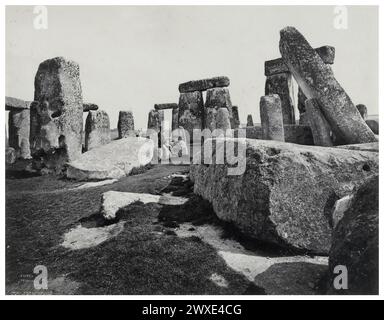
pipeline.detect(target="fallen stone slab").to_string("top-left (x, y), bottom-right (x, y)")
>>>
top-left (83, 103), bottom-right (98, 112)
top-left (5, 96), bottom-right (31, 111)
top-left (328, 176), bottom-right (378, 294)
top-left (279, 27), bottom-right (376, 144)
top-left (179, 76), bottom-right (230, 93)
top-left (154, 103), bottom-right (178, 110)
top-left (265, 45), bottom-right (335, 76)
top-left (190, 138), bottom-right (378, 254)
top-left (101, 191), bottom-right (189, 220)
top-left (66, 137), bottom-right (154, 180)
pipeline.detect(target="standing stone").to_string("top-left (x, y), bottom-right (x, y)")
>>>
top-left (178, 91), bottom-right (204, 137)
top-left (204, 107), bottom-right (217, 131)
top-left (265, 72), bottom-right (295, 124)
top-left (8, 108), bottom-right (31, 159)
top-left (366, 120), bottom-right (378, 135)
top-left (172, 107), bottom-right (179, 131)
top-left (231, 106), bottom-right (240, 129)
top-left (356, 104), bottom-right (367, 120)
top-left (32, 57), bottom-right (83, 164)
top-left (260, 95), bottom-right (285, 142)
top-left (6, 147), bottom-right (16, 164)
top-left (279, 27), bottom-right (376, 144)
top-left (179, 76), bottom-right (230, 93)
top-left (305, 99), bottom-right (333, 146)
top-left (205, 87), bottom-right (233, 119)
top-left (147, 109), bottom-right (164, 132)
top-left (118, 111), bottom-right (135, 138)
top-left (246, 114), bottom-right (254, 127)
top-left (215, 108), bottom-right (231, 131)
top-left (85, 110), bottom-right (111, 151)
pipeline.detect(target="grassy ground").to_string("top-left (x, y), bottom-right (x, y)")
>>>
top-left (6, 164), bottom-right (255, 295)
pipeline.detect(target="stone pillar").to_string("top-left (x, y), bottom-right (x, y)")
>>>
top-left (32, 57), bottom-right (83, 163)
top-left (356, 104), bottom-right (368, 120)
top-left (265, 72), bottom-right (295, 124)
top-left (205, 87), bottom-right (233, 118)
top-left (147, 109), bottom-right (164, 132)
top-left (216, 107), bottom-right (231, 131)
top-left (178, 91), bottom-right (203, 137)
top-left (279, 26), bottom-right (376, 144)
top-left (172, 106), bottom-right (179, 131)
top-left (204, 107), bottom-right (217, 131)
top-left (231, 106), bottom-right (240, 129)
top-left (305, 99), bottom-right (333, 147)
top-left (8, 108), bottom-right (31, 159)
top-left (246, 114), bottom-right (254, 127)
top-left (85, 110), bottom-right (111, 151)
top-left (260, 94), bottom-right (285, 141)
top-left (118, 110), bottom-right (135, 138)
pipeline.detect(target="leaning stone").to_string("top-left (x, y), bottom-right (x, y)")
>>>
top-left (265, 45), bottom-right (335, 76)
top-left (179, 76), bottom-right (230, 93)
top-left (305, 99), bottom-right (333, 146)
top-left (190, 138), bottom-right (378, 254)
top-left (215, 108), bottom-right (231, 131)
top-left (231, 106), bottom-right (240, 129)
top-left (328, 176), bottom-right (378, 294)
top-left (356, 104), bottom-right (367, 120)
top-left (32, 57), bottom-right (83, 164)
top-left (246, 114), bottom-right (254, 127)
top-left (365, 120), bottom-right (378, 134)
top-left (154, 103), bottom-right (178, 110)
top-left (260, 94), bottom-right (284, 141)
top-left (85, 110), bottom-right (111, 151)
top-left (6, 147), bottom-right (16, 164)
top-left (147, 109), bottom-right (164, 132)
top-left (83, 103), bottom-right (98, 112)
top-left (8, 108), bottom-right (31, 159)
top-left (279, 27), bottom-right (376, 144)
top-left (118, 111), bottom-right (135, 138)
top-left (178, 91), bottom-right (204, 136)
top-left (66, 137), bottom-right (154, 181)
top-left (265, 72), bottom-right (295, 124)
top-left (5, 96), bottom-right (31, 111)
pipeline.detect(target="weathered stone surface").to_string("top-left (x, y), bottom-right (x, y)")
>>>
top-left (356, 104), bottom-right (367, 120)
top-left (204, 107), bottom-right (217, 131)
top-left (32, 57), bottom-right (83, 166)
top-left (366, 120), bottom-right (378, 134)
top-left (8, 108), bottom-right (31, 159)
top-left (265, 73), bottom-right (295, 124)
top-left (154, 103), bottom-right (178, 110)
top-left (336, 142), bottom-right (379, 153)
top-left (179, 76), bottom-right (230, 93)
top-left (83, 103), bottom-right (98, 112)
top-left (6, 147), bottom-right (16, 164)
top-left (190, 138), bottom-right (378, 254)
top-left (147, 109), bottom-right (164, 132)
top-left (297, 88), bottom-right (307, 120)
top-left (279, 27), bottom-right (376, 144)
top-left (85, 110), bottom-right (111, 151)
top-left (328, 176), bottom-right (378, 294)
top-left (172, 107), bottom-right (179, 131)
top-left (118, 111), bottom-right (135, 138)
top-left (231, 106), bottom-right (240, 129)
top-left (5, 96), bottom-right (31, 111)
top-left (305, 99), bottom-right (333, 146)
top-left (265, 45), bottom-right (335, 76)
top-left (215, 108), bottom-right (231, 131)
top-left (178, 91), bottom-right (204, 137)
top-left (66, 137), bottom-right (153, 180)
top-left (205, 88), bottom-right (233, 118)
top-left (260, 95), bottom-right (284, 141)
top-left (244, 125), bottom-right (313, 145)
top-left (246, 114), bottom-right (254, 127)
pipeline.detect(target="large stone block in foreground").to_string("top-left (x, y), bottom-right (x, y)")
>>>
top-left (279, 27), bottom-right (376, 144)
top-left (190, 138), bottom-right (378, 254)
top-left (85, 110), bottom-right (111, 151)
top-left (179, 76), bottom-right (230, 93)
top-left (67, 137), bottom-right (153, 180)
top-left (32, 57), bottom-right (83, 163)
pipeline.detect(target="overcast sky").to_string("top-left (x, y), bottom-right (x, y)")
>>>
top-left (6, 5), bottom-right (378, 129)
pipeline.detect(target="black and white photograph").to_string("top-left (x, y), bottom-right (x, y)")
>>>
top-left (3, 2), bottom-right (381, 301)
